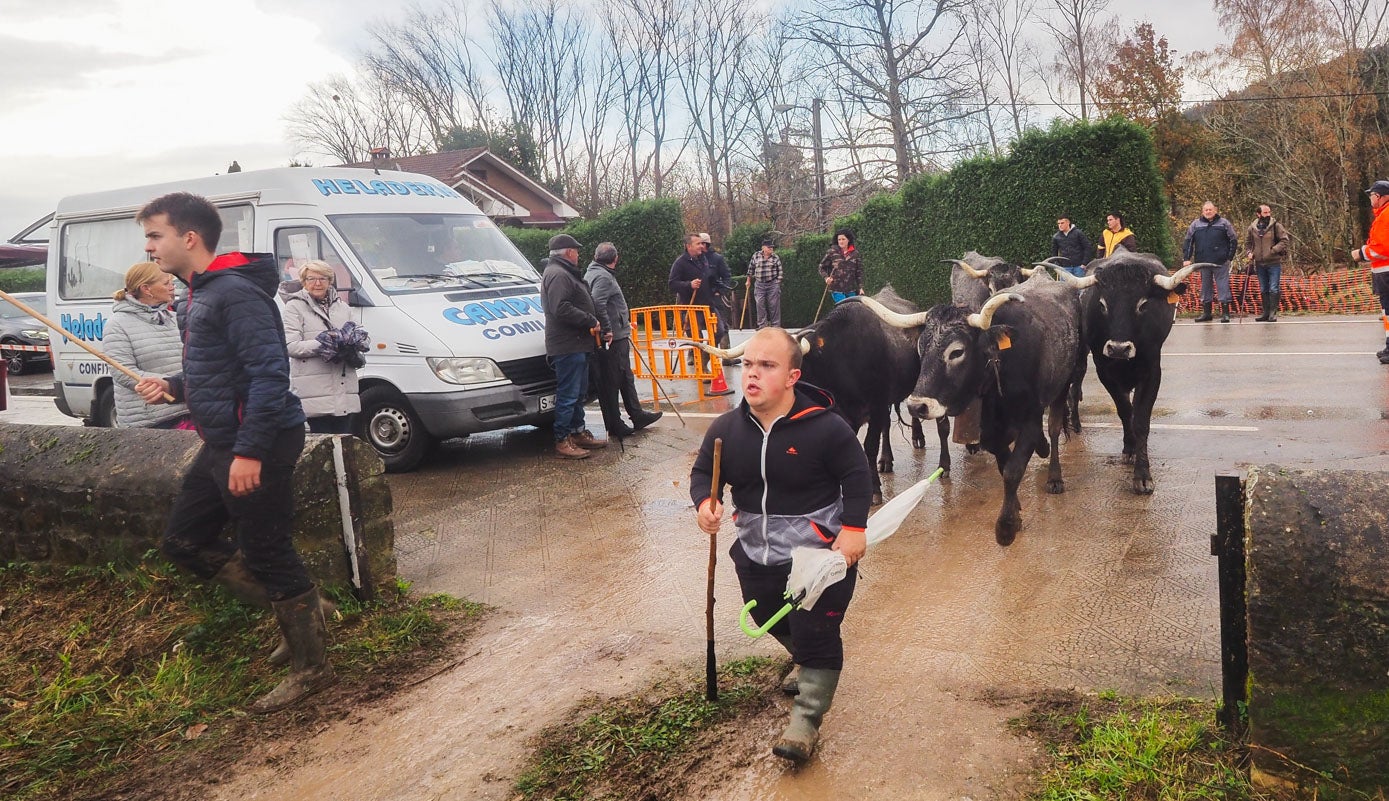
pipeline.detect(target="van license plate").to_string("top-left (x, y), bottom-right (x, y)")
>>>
top-left (539, 394), bottom-right (556, 411)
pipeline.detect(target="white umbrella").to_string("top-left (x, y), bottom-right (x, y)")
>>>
top-left (740, 467), bottom-right (945, 637)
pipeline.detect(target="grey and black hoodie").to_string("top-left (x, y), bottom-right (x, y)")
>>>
top-left (690, 383), bottom-right (872, 566)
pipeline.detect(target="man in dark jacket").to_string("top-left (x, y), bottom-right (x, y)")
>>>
top-left (540, 233), bottom-right (608, 458)
top-left (134, 192), bottom-right (330, 714)
top-left (691, 327), bottom-right (872, 764)
top-left (1051, 216), bottom-right (1091, 276)
top-left (1244, 204), bottom-right (1290, 322)
top-left (668, 233), bottom-right (730, 392)
top-left (585, 242), bottom-right (663, 437)
top-left (1183, 201), bottom-right (1240, 322)
top-left (699, 233), bottom-right (734, 352)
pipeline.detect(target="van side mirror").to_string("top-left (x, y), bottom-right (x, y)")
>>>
top-left (346, 287), bottom-right (374, 307)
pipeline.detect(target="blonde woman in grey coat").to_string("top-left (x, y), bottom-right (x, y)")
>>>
top-left (106, 262), bottom-right (190, 429)
top-left (282, 260), bottom-right (361, 434)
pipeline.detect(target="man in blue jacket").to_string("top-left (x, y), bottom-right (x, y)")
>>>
top-left (134, 192), bottom-right (331, 713)
top-left (1183, 201), bottom-right (1240, 322)
top-left (690, 327), bottom-right (872, 763)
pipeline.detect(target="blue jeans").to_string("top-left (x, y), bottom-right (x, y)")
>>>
top-left (549, 352), bottom-right (588, 441)
top-left (1255, 263), bottom-right (1282, 296)
top-left (1059, 265), bottom-right (1086, 277)
top-left (831, 291), bottom-right (859, 304)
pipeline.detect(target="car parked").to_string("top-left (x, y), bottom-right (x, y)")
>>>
top-left (1, 292), bottom-right (52, 374)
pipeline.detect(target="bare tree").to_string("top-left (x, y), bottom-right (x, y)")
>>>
top-left (600, 0), bottom-right (683, 199)
top-left (1035, 0), bottom-right (1114, 120)
top-left (569, 23), bottom-right (623, 215)
top-left (362, 2), bottom-right (492, 147)
top-left (790, 0), bottom-right (976, 185)
top-left (973, 0), bottom-right (1035, 138)
top-left (286, 73), bottom-right (432, 164)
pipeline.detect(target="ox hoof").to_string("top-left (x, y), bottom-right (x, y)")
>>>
top-left (878, 461), bottom-right (894, 474)
top-left (1046, 479), bottom-right (1065, 495)
top-left (1121, 452), bottom-right (1135, 465)
top-left (1133, 477), bottom-right (1155, 495)
top-left (913, 439), bottom-right (926, 450)
top-left (965, 444), bottom-right (981, 455)
top-left (870, 492), bottom-right (884, 506)
top-left (995, 520), bottom-right (1019, 546)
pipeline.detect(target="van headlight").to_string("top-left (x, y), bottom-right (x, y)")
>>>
top-left (22, 329), bottom-right (48, 340)
top-left (427, 357), bottom-right (505, 385)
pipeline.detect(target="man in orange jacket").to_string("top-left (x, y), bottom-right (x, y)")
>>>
top-left (1351, 180), bottom-right (1389, 365)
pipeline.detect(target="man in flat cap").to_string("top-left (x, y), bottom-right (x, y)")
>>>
top-left (1351, 180), bottom-right (1389, 364)
top-left (541, 233), bottom-right (609, 457)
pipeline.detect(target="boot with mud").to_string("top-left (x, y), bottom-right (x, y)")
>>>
top-left (772, 667), bottom-right (840, 762)
top-left (1219, 302), bottom-right (1231, 323)
top-left (571, 429), bottom-right (609, 449)
top-left (1193, 302), bottom-right (1212, 322)
top-left (251, 586), bottom-right (335, 713)
top-left (212, 551), bottom-right (336, 667)
top-left (555, 435), bottom-right (590, 459)
top-left (1379, 337), bottom-right (1389, 365)
top-left (772, 634), bottom-right (799, 695)
top-left (1267, 292), bottom-right (1279, 321)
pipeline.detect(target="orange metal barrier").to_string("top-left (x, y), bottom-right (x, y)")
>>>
top-left (1177, 267), bottom-right (1382, 316)
top-left (629, 305), bottom-right (728, 403)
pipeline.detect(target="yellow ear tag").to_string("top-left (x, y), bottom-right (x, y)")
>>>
top-left (996, 332), bottom-right (1012, 350)
top-left (1167, 291), bottom-right (1179, 305)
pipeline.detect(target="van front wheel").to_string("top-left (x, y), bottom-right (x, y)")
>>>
top-left (357, 386), bottom-right (431, 472)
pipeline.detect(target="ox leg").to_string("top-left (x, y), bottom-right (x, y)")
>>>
top-left (1128, 368), bottom-right (1163, 495)
top-left (1067, 348), bottom-right (1087, 433)
top-left (875, 409), bottom-right (894, 476)
top-left (1045, 398), bottom-right (1067, 494)
top-left (935, 417), bottom-right (951, 475)
top-left (912, 418), bottom-right (926, 450)
top-left (1097, 367), bottom-right (1136, 462)
top-left (992, 431), bottom-right (1033, 546)
top-left (861, 419), bottom-right (885, 507)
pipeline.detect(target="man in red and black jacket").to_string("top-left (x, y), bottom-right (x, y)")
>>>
top-left (1352, 180), bottom-right (1389, 364)
top-left (690, 327), bottom-right (871, 764)
top-left (135, 192), bottom-right (330, 715)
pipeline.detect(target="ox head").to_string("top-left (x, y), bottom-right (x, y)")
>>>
top-left (1053, 256), bottom-right (1199, 360)
top-left (946, 255), bottom-right (1026, 295)
top-left (862, 293), bottom-right (1024, 419)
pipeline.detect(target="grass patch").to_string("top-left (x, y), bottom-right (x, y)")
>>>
top-left (514, 656), bottom-right (782, 800)
top-left (0, 561), bottom-right (483, 801)
top-left (1011, 689), bottom-right (1389, 801)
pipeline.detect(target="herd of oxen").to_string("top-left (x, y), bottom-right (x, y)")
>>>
top-left (699, 250), bottom-right (1211, 546)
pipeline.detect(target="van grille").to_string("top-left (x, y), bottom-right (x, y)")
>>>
top-left (498, 356), bottom-right (556, 396)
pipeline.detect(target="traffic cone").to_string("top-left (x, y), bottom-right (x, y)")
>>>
top-left (708, 366), bottom-right (733, 396)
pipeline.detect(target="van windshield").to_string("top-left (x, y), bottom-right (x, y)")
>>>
top-left (330, 213), bottom-right (541, 291)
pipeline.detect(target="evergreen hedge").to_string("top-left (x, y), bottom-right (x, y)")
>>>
top-left (502, 199), bottom-right (687, 310)
top-left (0, 267), bottom-right (45, 294)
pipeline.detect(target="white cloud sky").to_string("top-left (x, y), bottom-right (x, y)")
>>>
top-left (0, 0), bottom-right (1227, 241)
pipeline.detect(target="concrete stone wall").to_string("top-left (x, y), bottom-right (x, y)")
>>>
top-left (1245, 465), bottom-right (1388, 794)
top-left (0, 424), bottom-right (395, 595)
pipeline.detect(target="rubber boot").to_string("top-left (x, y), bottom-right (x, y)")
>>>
top-left (212, 552), bottom-right (336, 667)
top-left (1219, 303), bottom-right (1231, 323)
top-left (251, 586), bottom-right (335, 713)
top-left (772, 634), bottom-right (799, 696)
top-left (1193, 303), bottom-right (1212, 322)
top-left (1379, 337), bottom-right (1389, 365)
top-left (1268, 292), bottom-right (1279, 322)
top-left (772, 667), bottom-right (840, 762)
top-left (1255, 292), bottom-right (1270, 322)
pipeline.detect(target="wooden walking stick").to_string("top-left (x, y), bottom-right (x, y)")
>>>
top-left (0, 288), bottom-right (175, 402)
top-left (812, 283), bottom-right (831, 323)
top-left (705, 437), bottom-right (723, 702)
top-left (739, 280), bottom-right (751, 329)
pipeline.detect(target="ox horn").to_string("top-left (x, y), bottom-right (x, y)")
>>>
top-left (1052, 267), bottom-right (1098, 289)
top-left (797, 336), bottom-right (812, 354)
top-left (966, 292), bottom-right (1023, 330)
top-left (855, 294), bottom-right (929, 329)
top-left (943, 258), bottom-right (988, 278)
top-left (690, 339), bottom-right (749, 360)
top-left (1153, 263), bottom-right (1199, 290)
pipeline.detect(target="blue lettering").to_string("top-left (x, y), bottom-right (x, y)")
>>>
top-left (405, 182), bottom-right (428, 196)
top-left (443, 307), bottom-right (474, 326)
top-left (312, 178), bottom-right (339, 196)
top-left (462, 303), bottom-right (495, 324)
top-left (60, 313), bottom-right (106, 342)
top-left (483, 328), bottom-right (501, 340)
top-left (385, 181), bottom-right (410, 195)
top-left (480, 300), bottom-right (517, 320)
top-left (369, 180), bottom-right (392, 195)
top-left (503, 297), bottom-right (530, 315)
top-left (335, 179), bottom-right (359, 195)
top-left (352, 180), bottom-right (380, 195)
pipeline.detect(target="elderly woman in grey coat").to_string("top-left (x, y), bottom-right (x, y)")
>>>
top-left (106, 262), bottom-right (190, 429)
top-left (282, 260), bottom-right (361, 434)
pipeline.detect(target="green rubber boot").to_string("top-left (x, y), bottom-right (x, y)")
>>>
top-left (772, 634), bottom-right (799, 696)
top-left (772, 667), bottom-right (840, 762)
top-left (250, 586), bottom-right (335, 713)
top-left (212, 552), bottom-right (335, 667)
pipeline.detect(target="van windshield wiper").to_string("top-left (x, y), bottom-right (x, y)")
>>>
top-left (395, 273), bottom-right (486, 288)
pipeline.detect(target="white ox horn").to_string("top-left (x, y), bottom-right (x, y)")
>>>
top-left (798, 336), bottom-right (812, 354)
top-left (1052, 267), bottom-right (1099, 289)
top-left (690, 339), bottom-right (749, 360)
top-left (1153, 263), bottom-right (1199, 290)
top-left (944, 258), bottom-right (988, 279)
top-left (967, 292), bottom-right (1024, 330)
top-left (855, 294), bottom-right (929, 329)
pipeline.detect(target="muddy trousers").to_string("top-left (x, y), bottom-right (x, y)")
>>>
top-left (161, 425), bottom-right (312, 602)
top-left (730, 540), bottom-right (856, 671)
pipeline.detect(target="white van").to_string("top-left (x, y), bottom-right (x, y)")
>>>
top-left (41, 167), bottom-right (556, 471)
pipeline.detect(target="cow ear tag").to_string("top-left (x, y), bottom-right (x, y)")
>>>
top-left (1167, 291), bottom-right (1179, 305)
top-left (995, 331), bottom-right (1012, 350)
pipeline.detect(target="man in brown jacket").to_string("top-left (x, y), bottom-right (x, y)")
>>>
top-left (1244, 204), bottom-right (1290, 322)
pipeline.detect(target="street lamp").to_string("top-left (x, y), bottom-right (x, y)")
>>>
top-left (773, 98), bottom-right (825, 232)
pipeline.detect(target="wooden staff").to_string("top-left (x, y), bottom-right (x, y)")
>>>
top-left (705, 437), bottom-right (723, 702)
top-left (0, 289), bottom-right (176, 402)
top-left (739, 280), bottom-right (751, 329)
top-left (812, 283), bottom-right (831, 323)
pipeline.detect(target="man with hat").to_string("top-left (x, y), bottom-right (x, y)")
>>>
top-left (541, 233), bottom-right (609, 458)
top-left (746, 238), bottom-right (784, 328)
top-left (1351, 180), bottom-right (1389, 364)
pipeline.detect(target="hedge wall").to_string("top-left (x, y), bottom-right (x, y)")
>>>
top-left (774, 116), bottom-right (1172, 326)
top-left (502, 198), bottom-right (687, 310)
top-left (0, 267), bottom-right (45, 294)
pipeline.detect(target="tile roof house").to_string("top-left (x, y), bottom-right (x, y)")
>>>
top-left (341, 148), bottom-right (580, 228)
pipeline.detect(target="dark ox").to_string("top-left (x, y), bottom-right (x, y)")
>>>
top-left (1053, 253), bottom-right (1200, 494)
top-left (865, 271), bottom-right (1085, 545)
top-left (948, 251), bottom-right (1035, 309)
top-left (696, 287), bottom-right (932, 505)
